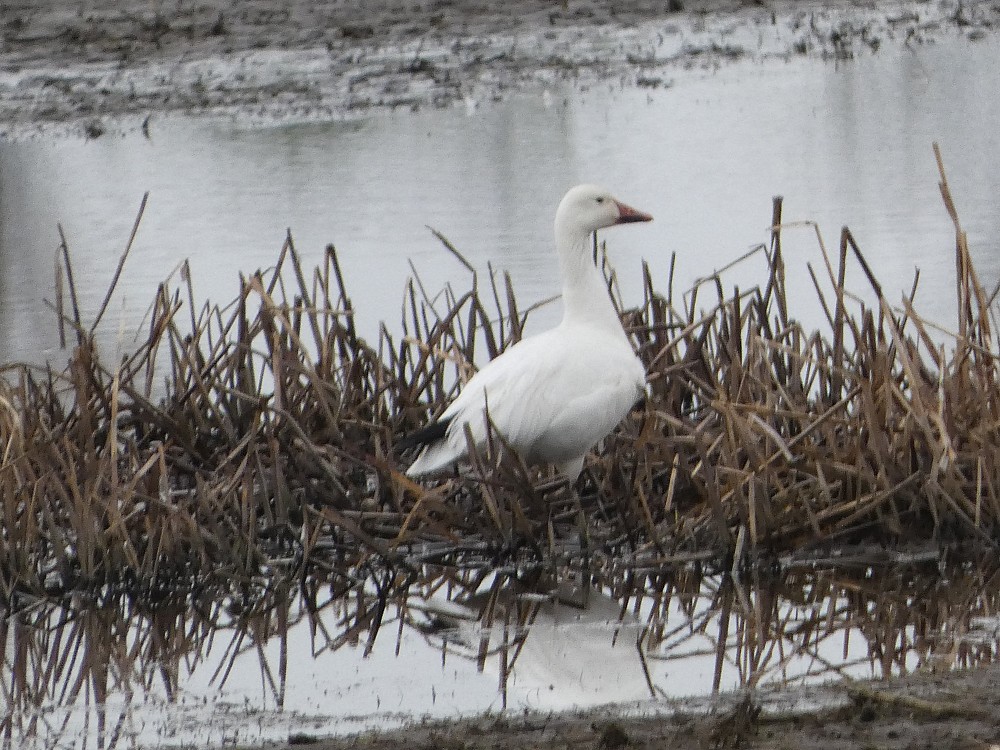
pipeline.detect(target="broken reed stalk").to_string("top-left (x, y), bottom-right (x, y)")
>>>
top-left (0, 144), bottom-right (997, 619)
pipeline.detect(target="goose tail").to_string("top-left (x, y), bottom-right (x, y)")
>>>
top-left (400, 417), bottom-right (461, 477)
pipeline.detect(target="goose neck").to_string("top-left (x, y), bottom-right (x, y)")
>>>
top-left (557, 229), bottom-right (625, 332)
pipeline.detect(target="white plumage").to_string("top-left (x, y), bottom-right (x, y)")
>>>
top-left (405, 184), bottom-right (652, 482)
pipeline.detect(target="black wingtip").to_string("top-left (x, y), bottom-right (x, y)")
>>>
top-left (396, 416), bottom-right (453, 452)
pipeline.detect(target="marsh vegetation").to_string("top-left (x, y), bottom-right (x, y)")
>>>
top-left (3, 147), bottom-right (1000, 747)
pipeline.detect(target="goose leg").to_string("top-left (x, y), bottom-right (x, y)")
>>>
top-left (553, 477), bottom-right (591, 608)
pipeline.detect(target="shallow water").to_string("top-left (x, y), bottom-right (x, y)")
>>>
top-left (5, 559), bottom-right (1000, 749)
top-left (3, 38), bottom-right (1000, 368)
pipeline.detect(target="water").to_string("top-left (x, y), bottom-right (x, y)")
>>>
top-left (4, 34), bottom-right (1000, 750)
top-left (7, 559), bottom-right (1000, 749)
top-left (3, 38), bottom-right (1000, 368)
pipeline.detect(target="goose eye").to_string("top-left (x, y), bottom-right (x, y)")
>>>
top-left (595, 197), bottom-right (605, 204)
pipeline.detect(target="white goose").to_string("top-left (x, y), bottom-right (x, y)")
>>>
top-left (404, 184), bottom-right (652, 482)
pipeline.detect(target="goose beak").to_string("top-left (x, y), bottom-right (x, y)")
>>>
top-left (613, 200), bottom-right (653, 224)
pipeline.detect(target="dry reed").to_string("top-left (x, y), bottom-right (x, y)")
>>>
top-left (0, 144), bottom-right (996, 615)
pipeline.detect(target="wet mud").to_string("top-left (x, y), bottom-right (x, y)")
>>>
top-left (2, 0), bottom-right (999, 137)
top-left (254, 666), bottom-right (1000, 750)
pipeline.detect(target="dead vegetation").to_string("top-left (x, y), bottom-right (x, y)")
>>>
top-left (2, 143), bottom-right (1000, 744)
top-left (0, 145), bottom-right (998, 607)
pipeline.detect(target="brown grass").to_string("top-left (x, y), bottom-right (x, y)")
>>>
top-left (0, 143), bottom-right (996, 614)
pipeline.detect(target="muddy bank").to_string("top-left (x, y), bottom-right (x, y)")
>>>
top-left (243, 664), bottom-right (1000, 750)
top-left (2, 0), bottom-right (999, 138)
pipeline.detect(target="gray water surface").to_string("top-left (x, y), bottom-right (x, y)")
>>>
top-left (9, 561), bottom-right (1000, 750)
top-left (3, 38), bottom-right (1000, 368)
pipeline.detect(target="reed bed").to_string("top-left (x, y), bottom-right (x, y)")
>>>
top-left (0, 145), bottom-right (998, 615)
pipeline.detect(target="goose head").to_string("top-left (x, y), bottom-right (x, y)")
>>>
top-left (555, 184), bottom-right (653, 238)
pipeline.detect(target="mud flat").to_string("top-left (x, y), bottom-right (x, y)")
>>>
top-left (243, 664), bottom-right (1000, 750)
top-left (2, 0), bottom-right (999, 137)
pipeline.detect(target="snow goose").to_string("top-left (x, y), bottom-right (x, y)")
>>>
top-left (404, 184), bottom-right (652, 482)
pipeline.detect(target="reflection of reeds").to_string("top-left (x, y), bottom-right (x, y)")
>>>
top-left (5, 557), bottom-right (1000, 749)
top-left (3, 145), bottom-right (1000, 742)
